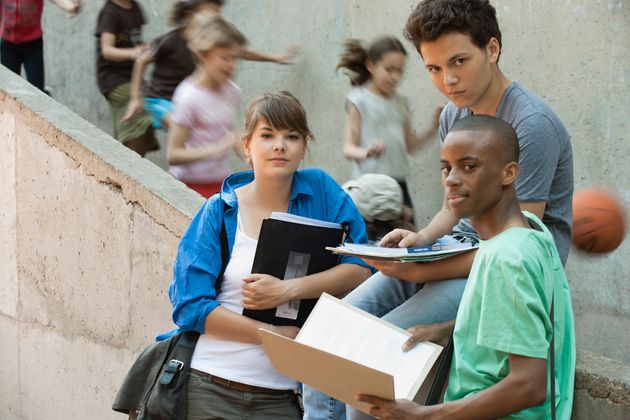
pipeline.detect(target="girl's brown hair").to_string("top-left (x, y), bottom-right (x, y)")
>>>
top-left (337, 36), bottom-right (407, 86)
top-left (242, 91), bottom-right (314, 143)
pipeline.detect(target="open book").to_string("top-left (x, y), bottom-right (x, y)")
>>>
top-left (327, 235), bottom-right (477, 262)
top-left (259, 294), bottom-right (443, 414)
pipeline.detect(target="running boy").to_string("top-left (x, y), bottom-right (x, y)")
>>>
top-left (357, 115), bottom-right (575, 419)
top-left (95, 0), bottom-right (157, 157)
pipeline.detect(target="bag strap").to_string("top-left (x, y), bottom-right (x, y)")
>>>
top-left (425, 332), bottom-right (454, 405)
top-left (550, 294), bottom-right (556, 420)
top-left (215, 203), bottom-right (230, 295)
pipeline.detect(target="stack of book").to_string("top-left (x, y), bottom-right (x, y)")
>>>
top-left (327, 235), bottom-right (478, 262)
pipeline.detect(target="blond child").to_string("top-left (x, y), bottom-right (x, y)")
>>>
top-left (166, 13), bottom-right (244, 197)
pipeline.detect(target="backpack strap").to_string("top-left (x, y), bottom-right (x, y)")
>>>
top-left (425, 332), bottom-right (454, 405)
top-left (550, 295), bottom-right (556, 420)
top-left (215, 203), bottom-right (230, 295)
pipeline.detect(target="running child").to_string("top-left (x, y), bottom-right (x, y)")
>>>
top-left (337, 36), bottom-right (441, 210)
top-left (95, 0), bottom-right (157, 157)
top-left (166, 12), bottom-right (243, 198)
top-left (1, 0), bottom-right (80, 92)
top-left (122, 0), bottom-right (299, 132)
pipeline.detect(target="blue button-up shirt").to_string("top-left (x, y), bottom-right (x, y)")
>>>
top-left (167, 168), bottom-right (370, 334)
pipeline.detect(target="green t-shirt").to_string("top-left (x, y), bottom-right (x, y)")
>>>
top-left (445, 212), bottom-right (575, 419)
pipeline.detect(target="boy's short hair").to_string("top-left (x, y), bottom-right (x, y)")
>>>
top-left (187, 12), bottom-right (247, 54)
top-left (404, 0), bottom-right (502, 58)
top-left (450, 115), bottom-right (519, 163)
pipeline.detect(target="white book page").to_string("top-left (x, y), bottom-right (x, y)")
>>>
top-left (297, 294), bottom-right (441, 399)
top-left (336, 243), bottom-right (408, 257)
top-left (270, 212), bottom-right (342, 229)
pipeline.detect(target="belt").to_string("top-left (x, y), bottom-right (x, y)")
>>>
top-left (190, 369), bottom-right (294, 395)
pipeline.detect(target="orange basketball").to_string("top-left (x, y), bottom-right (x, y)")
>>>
top-left (572, 187), bottom-right (627, 253)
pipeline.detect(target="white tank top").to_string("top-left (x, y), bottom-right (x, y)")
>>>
top-left (190, 212), bottom-right (298, 390)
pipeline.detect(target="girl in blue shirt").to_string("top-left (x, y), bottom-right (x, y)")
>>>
top-left (168, 91), bottom-right (371, 418)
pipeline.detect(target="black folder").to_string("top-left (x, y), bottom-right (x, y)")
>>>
top-left (242, 213), bottom-right (347, 327)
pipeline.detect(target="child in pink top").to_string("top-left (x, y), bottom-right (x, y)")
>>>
top-left (166, 12), bottom-right (246, 198)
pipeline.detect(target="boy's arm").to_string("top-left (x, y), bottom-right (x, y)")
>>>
top-left (364, 247), bottom-right (476, 284)
top-left (100, 32), bottom-right (148, 62)
top-left (121, 50), bottom-right (154, 123)
top-left (240, 45), bottom-right (299, 64)
top-left (358, 353), bottom-right (547, 419)
top-left (49, 0), bottom-right (80, 16)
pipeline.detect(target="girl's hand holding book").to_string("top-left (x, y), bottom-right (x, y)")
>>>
top-left (241, 274), bottom-right (292, 310)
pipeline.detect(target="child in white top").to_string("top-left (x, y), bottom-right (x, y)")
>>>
top-left (337, 36), bottom-right (442, 210)
top-left (166, 12), bottom-right (245, 198)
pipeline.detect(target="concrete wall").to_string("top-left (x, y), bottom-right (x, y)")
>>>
top-left (0, 66), bottom-right (205, 419)
top-left (40, 0), bottom-right (630, 367)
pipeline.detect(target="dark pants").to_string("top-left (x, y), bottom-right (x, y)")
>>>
top-left (1, 37), bottom-right (45, 91)
top-left (187, 370), bottom-right (302, 419)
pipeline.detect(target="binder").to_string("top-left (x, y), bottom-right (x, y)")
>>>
top-left (242, 213), bottom-right (347, 327)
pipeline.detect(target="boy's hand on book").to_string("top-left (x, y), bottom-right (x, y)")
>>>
top-left (242, 274), bottom-right (291, 310)
top-left (356, 395), bottom-right (428, 419)
top-left (403, 321), bottom-right (454, 351)
top-left (379, 229), bottom-right (426, 248)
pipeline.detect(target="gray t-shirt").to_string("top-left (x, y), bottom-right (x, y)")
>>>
top-left (346, 86), bottom-right (410, 181)
top-left (440, 81), bottom-right (573, 265)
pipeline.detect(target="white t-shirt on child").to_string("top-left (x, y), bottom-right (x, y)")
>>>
top-left (346, 86), bottom-right (411, 181)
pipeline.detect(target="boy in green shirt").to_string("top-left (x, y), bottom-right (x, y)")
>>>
top-left (357, 115), bottom-right (575, 419)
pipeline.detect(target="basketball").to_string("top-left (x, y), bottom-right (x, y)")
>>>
top-left (572, 187), bottom-right (627, 253)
